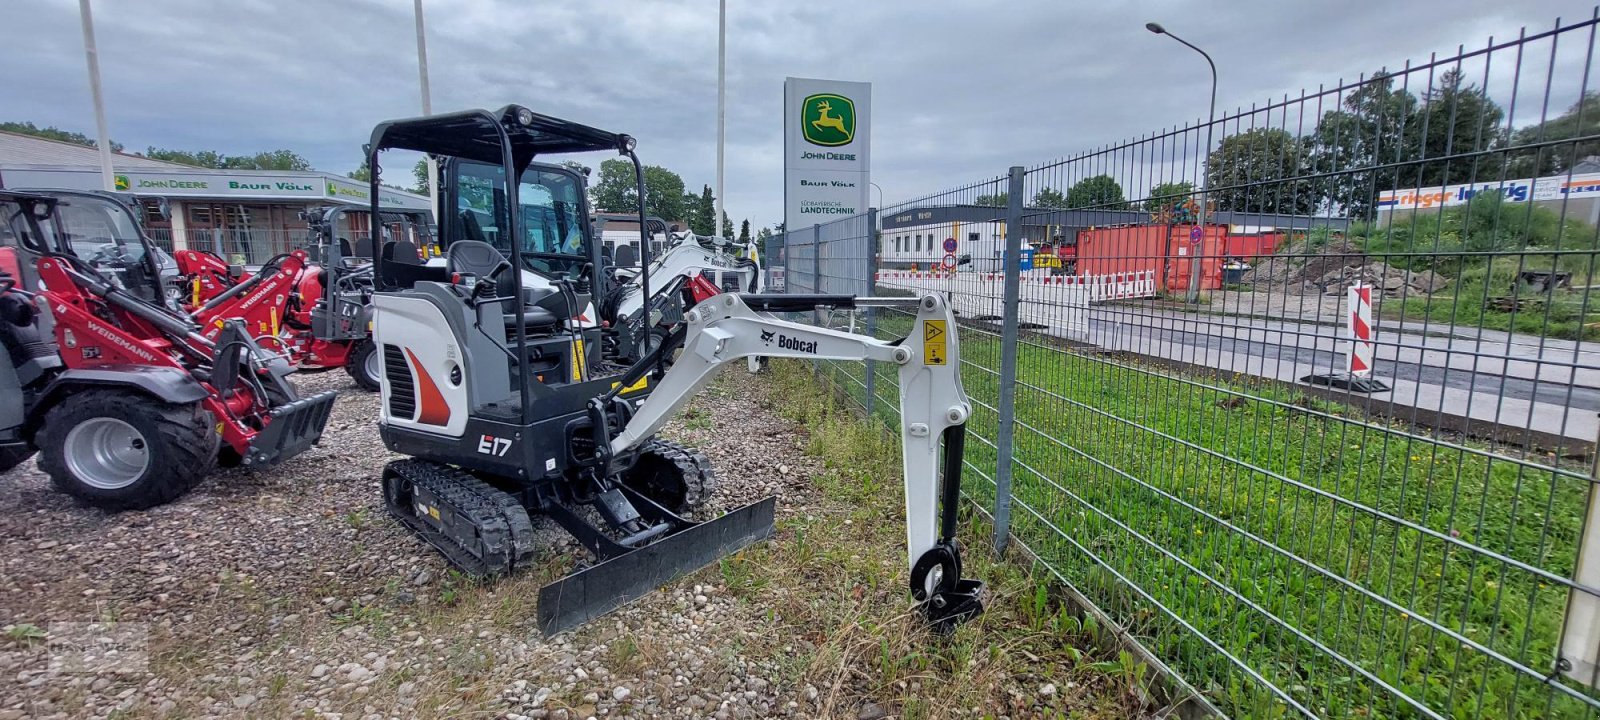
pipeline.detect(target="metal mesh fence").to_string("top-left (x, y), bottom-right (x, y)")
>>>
top-left (784, 12), bottom-right (1600, 719)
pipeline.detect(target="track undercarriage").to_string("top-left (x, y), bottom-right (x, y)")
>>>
top-left (381, 436), bottom-right (770, 634)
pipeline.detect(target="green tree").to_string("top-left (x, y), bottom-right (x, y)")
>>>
top-left (413, 159), bottom-right (430, 195)
top-left (739, 219), bottom-right (751, 243)
top-left (1144, 181), bottom-right (1195, 213)
top-left (146, 147), bottom-right (311, 171)
top-left (1308, 71), bottom-right (1417, 219)
top-left (1032, 187), bottom-right (1069, 208)
top-left (0, 121), bottom-right (123, 152)
top-left (1409, 68), bottom-right (1505, 187)
top-left (1508, 92), bottom-right (1600, 176)
top-left (348, 160), bottom-right (372, 182)
top-left (974, 193), bottom-right (1007, 207)
top-left (589, 158), bottom-right (687, 221)
top-left (1307, 70), bottom-right (1504, 219)
top-left (690, 185), bottom-right (716, 235)
top-left (644, 167), bottom-right (687, 221)
top-left (1065, 175), bottom-right (1127, 209)
top-left (1206, 127), bottom-right (1318, 214)
top-left (590, 158), bottom-right (635, 213)
top-left (720, 211), bottom-right (734, 239)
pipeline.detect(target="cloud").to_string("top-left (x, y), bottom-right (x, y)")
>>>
top-left (8, 0), bottom-right (1600, 226)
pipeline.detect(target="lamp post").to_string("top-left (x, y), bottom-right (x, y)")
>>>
top-left (715, 0), bottom-right (727, 239)
top-left (78, 0), bottom-right (115, 192)
top-left (869, 181), bottom-right (883, 210)
top-left (415, 0), bottom-right (438, 220)
top-left (1146, 22), bottom-right (1216, 304)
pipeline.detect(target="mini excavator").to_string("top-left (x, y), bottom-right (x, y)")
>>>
top-left (363, 106), bottom-right (983, 635)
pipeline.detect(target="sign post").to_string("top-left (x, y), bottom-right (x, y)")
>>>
top-left (1301, 279), bottom-right (1390, 393)
top-left (783, 78), bottom-right (872, 234)
top-left (1346, 282), bottom-right (1374, 377)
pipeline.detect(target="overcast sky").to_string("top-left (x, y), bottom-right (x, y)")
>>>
top-left (8, 0), bottom-right (1600, 227)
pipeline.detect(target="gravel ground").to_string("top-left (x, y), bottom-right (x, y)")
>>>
top-left (0, 366), bottom-right (1126, 720)
top-left (0, 367), bottom-right (831, 720)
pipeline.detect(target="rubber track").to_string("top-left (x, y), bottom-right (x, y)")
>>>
top-left (633, 439), bottom-right (716, 512)
top-left (383, 459), bottom-right (536, 578)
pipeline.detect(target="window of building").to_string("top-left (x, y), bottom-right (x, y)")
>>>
top-left (968, 232), bottom-right (979, 245)
top-left (915, 234), bottom-right (922, 252)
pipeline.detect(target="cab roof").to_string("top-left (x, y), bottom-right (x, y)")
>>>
top-left (367, 105), bottom-right (631, 166)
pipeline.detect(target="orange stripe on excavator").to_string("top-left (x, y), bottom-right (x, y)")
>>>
top-left (403, 347), bottom-right (451, 426)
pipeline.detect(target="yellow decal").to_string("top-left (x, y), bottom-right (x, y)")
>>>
top-left (571, 339), bottom-right (587, 382)
top-left (610, 376), bottom-right (649, 394)
top-left (923, 320), bottom-right (948, 366)
top-left (429, 506), bottom-right (440, 520)
top-left (191, 278), bottom-right (201, 307)
top-left (214, 422), bottom-right (225, 435)
top-left (270, 307), bottom-right (280, 337)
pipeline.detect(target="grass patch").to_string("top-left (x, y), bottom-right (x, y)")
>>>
top-left (803, 311), bottom-right (1596, 719)
top-left (755, 361), bottom-right (1156, 719)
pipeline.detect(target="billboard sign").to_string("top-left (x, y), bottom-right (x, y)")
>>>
top-left (784, 77), bottom-right (871, 233)
top-left (1376, 173), bottom-right (1600, 211)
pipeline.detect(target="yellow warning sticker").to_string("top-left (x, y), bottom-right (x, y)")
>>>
top-left (571, 339), bottom-right (587, 382)
top-left (923, 320), bottom-right (948, 365)
top-left (611, 376), bottom-right (650, 394)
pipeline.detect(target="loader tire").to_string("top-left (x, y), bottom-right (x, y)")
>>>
top-left (345, 340), bottom-right (382, 392)
top-left (626, 439), bottom-right (716, 514)
top-left (38, 390), bottom-right (219, 511)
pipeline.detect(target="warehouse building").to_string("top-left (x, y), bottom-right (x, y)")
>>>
top-left (0, 130), bottom-right (428, 262)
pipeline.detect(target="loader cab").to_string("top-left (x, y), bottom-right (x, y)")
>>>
top-left (2, 190), bottom-right (169, 307)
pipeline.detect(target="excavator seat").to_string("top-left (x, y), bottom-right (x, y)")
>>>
top-left (447, 240), bottom-right (559, 332)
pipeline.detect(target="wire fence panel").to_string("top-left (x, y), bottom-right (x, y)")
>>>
top-left (785, 12), bottom-right (1600, 720)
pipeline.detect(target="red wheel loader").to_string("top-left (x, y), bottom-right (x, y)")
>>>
top-left (0, 190), bottom-right (337, 510)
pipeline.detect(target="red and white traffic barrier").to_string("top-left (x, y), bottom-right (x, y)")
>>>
top-left (1346, 282), bottom-right (1374, 376)
top-left (873, 269), bottom-right (1158, 303)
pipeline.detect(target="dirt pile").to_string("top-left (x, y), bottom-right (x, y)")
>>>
top-left (1240, 237), bottom-right (1448, 297)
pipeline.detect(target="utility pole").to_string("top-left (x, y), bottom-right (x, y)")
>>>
top-left (79, 0), bottom-right (115, 192)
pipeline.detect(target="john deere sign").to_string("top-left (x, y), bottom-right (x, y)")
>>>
top-left (784, 78), bottom-right (871, 233)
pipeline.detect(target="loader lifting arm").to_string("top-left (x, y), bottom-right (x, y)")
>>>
top-left (592, 291), bottom-right (985, 631)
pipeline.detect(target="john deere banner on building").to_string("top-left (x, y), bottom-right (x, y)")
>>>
top-left (784, 77), bottom-right (871, 232)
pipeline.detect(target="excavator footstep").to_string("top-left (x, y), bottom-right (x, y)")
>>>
top-left (536, 496), bottom-right (776, 636)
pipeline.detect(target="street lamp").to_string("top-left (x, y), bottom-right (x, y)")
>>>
top-left (1147, 21), bottom-right (1217, 304)
top-left (869, 182), bottom-right (884, 210)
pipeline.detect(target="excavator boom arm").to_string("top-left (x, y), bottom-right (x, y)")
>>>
top-left (608, 292), bottom-right (984, 631)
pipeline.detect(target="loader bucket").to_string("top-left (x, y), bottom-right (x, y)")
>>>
top-left (536, 496), bottom-right (776, 635)
top-left (241, 390), bottom-right (338, 466)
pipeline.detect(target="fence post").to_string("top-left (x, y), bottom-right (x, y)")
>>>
top-left (864, 208), bottom-right (878, 419)
top-left (993, 166), bottom-right (1025, 555)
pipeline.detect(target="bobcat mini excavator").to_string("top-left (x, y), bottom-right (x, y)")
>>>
top-left (365, 106), bottom-right (983, 635)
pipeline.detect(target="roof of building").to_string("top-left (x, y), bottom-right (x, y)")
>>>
top-left (0, 130), bottom-right (196, 169)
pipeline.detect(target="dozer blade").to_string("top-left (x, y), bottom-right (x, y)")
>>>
top-left (241, 390), bottom-right (338, 466)
top-left (537, 496), bottom-right (776, 636)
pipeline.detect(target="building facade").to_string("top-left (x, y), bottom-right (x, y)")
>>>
top-left (0, 131), bottom-right (428, 263)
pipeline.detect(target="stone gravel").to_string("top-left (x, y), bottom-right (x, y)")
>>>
top-left (0, 367), bottom-right (833, 719)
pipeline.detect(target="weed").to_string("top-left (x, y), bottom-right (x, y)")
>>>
top-left (4, 623), bottom-right (45, 645)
